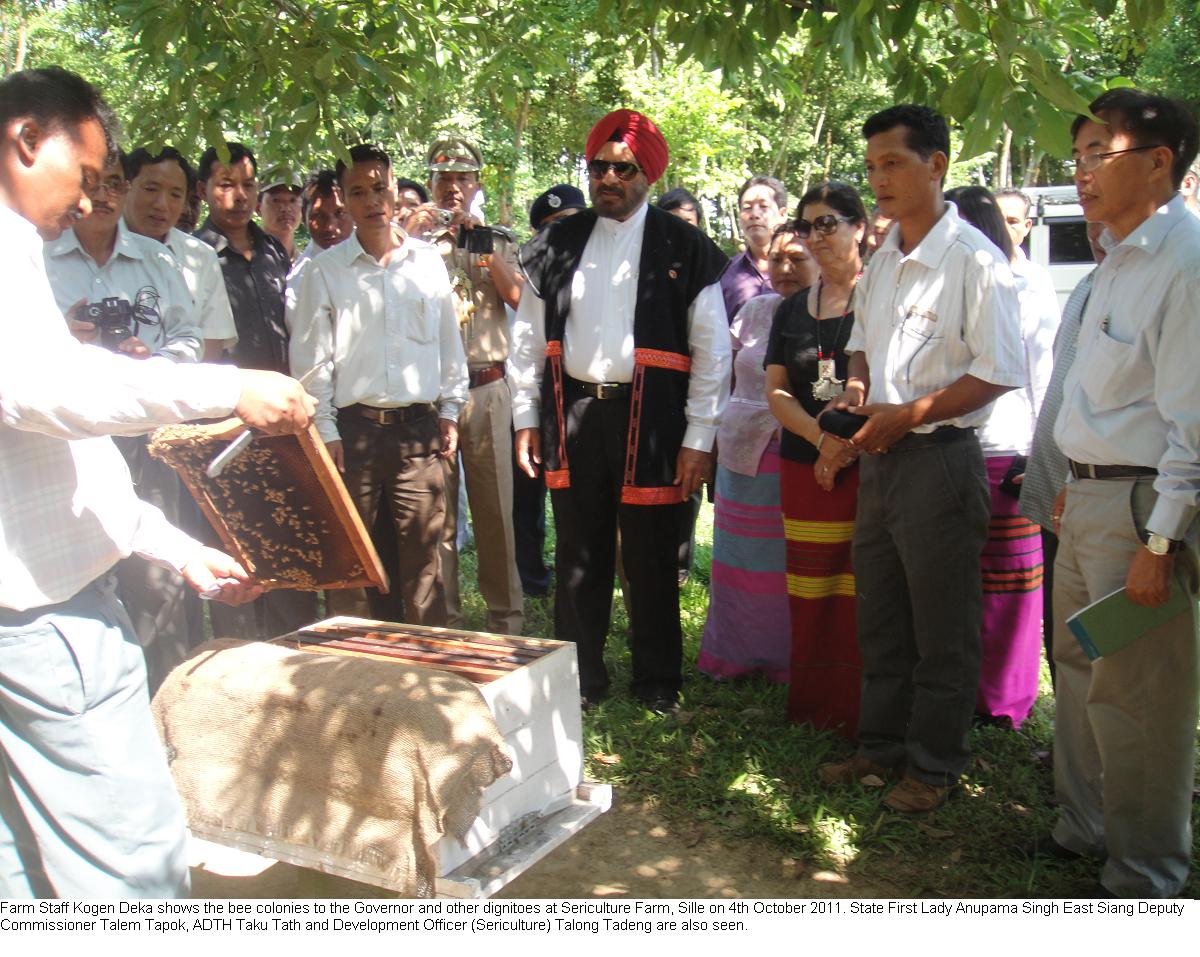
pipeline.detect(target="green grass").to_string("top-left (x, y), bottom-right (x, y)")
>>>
top-left (456, 502), bottom-right (1200, 898)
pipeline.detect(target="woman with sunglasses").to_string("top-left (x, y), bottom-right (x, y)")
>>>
top-left (764, 182), bottom-right (867, 736)
top-left (945, 186), bottom-right (1058, 730)
top-left (697, 222), bottom-right (818, 682)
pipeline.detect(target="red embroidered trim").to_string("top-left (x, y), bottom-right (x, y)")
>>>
top-left (548, 339), bottom-right (569, 484)
top-left (634, 348), bottom-right (691, 372)
top-left (545, 469), bottom-right (571, 490)
top-left (621, 485), bottom-right (686, 506)
top-left (624, 364), bottom-right (645, 487)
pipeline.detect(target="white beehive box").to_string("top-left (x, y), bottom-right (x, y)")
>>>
top-left (184, 617), bottom-right (608, 897)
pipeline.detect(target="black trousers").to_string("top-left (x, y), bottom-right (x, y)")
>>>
top-left (549, 394), bottom-right (685, 700)
top-left (512, 439), bottom-right (552, 594)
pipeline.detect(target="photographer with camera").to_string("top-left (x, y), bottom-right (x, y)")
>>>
top-left (0, 67), bottom-right (315, 897)
top-left (402, 137), bottom-right (525, 635)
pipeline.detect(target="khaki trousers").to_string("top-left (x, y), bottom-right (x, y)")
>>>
top-left (440, 378), bottom-right (524, 635)
top-left (1052, 475), bottom-right (1198, 897)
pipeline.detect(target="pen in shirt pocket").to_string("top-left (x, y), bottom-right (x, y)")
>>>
top-left (1100, 315), bottom-right (1111, 334)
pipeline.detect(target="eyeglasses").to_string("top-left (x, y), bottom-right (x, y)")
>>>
top-left (1069, 145), bottom-right (1159, 174)
top-left (587, 160), bottom-right (642, 182)
top-left (794, 215), bottom-right (852, 238)
top-left (86, 176), bottom-right (129, 198)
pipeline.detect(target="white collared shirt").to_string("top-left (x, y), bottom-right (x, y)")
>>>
top-left (979, 250), bottom-right (1060, 454)
top-left (43, 220), bottom-right (202, 362)
top-left (286, 229), bottom-right (469, 443)
top-left (508, 202), bottom-right (731, 451)
top-left (162, 225), bottom-right (238, 345)
top-left (848, 202), bottom-right (1026, 432)
top-left (0, 204), bottom-right (243, 610)
top-left (1054, 194), bottom-right (1200, 539)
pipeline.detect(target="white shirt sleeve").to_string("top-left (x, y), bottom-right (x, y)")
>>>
top-left (129, 497), bottom-right (204, 573)
top-left (1148, 273), bottom-right (1200, 538)
top-left (434, 262), bottom-right (469, 423)
top-left (287, 260), bottom-right (339, 443)
top-left (154, 254), bottom-right (205, 363)
top-left (962, 254), bottom-right (1026, 389)
top-left (1, 302), bottom-right (241, 441)
top-left (507, 282), bottom-right (548, 432)
top-left (682, 281), bottom-right (731, 451)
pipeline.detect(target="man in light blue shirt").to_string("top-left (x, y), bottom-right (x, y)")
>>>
top-left (1048, 88), bottom-right (1200, 899)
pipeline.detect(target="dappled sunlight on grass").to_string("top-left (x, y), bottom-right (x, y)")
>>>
top-left (455, 499), bottom-right (1199, 897)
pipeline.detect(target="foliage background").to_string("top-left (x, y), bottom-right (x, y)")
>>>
top-left (3, 0), bottom-right (1197, 244)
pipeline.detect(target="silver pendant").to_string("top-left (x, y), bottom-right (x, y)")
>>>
top-left (812, 359), bottom-right (843, 400)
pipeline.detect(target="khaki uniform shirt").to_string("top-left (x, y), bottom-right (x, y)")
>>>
top-left (432, 228), bottom-right (517, 368)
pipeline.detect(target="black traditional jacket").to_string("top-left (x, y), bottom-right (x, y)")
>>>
top-left (520, 205), bottom-right (728, 505)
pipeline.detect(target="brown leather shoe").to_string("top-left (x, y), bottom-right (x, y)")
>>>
top-left (818, 755), bottom-right (901, 788)
top-left (882, 774), bottom-right (951, 813)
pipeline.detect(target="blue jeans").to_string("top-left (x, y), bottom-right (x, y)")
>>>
top-left (0, 577), bottom-right (189, 897)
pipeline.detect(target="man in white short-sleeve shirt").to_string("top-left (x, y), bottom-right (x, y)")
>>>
top-left (817, 105), bottom-right (1024, 814)
top-left (123, 146), bottom-right (238, 361)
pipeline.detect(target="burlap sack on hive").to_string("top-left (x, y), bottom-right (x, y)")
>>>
top-left (152, 638), bottom-right (513, 897)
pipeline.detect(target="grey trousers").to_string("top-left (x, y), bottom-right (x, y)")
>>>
top-left (0, 578), bottom-right (189, 898)
top-left (1051, 475), bottom-right (1199, 898)
top-left (852, 434), bottom-right (990, 785)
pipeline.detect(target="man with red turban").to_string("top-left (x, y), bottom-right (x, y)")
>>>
top-left (508, 109), bottom-right (731, 712)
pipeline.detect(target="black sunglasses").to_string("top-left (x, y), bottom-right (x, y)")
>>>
top-left (795, 214), bottom-right (853, 237)
top-left (587, 160), bottom-right (642, 182)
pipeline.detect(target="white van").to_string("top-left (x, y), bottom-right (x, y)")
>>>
top-left (1021, 185), bottom-right (1093, 309)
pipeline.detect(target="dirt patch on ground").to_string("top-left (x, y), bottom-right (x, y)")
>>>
top-left (191, 788), bottom-right (898, 899)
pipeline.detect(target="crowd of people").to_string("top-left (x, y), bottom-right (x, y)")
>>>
top-left (1, 62), bottom-right (1198, 902)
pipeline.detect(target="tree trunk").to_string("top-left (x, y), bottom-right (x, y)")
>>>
top-left (15, 16), bottom-right (28, 72)
top-left (498, 90), bottom-right (532, 228)
top-left (995, 126), bottom-right (1013, 189)
top-left (798, 105), bottom-right (826, 197)
top-left (1022, 148), bottom-right (1044, 186)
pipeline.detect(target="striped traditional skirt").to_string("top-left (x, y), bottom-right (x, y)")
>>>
top-left (697, 439), bottom-right (790, 682)
top-left (782, 457), bottom-right (861, 738)
top-left (976, 453), bottom-right (1045, 728)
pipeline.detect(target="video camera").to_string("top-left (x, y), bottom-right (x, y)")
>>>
top-left (456, 224), bottom-right (504, 256)
top-left (83, 288), bottom-right (162, 351)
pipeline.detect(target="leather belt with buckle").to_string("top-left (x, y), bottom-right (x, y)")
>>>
top-left (340, 403), bottom-right (435, 426)
top-left (468, 363), bottom-right (505, 389)
top-left (1068, 460), bottom-right (1157, 481)
top-left (567, 378), bottom-right (631, 400)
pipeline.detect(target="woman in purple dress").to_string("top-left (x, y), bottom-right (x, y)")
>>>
top-left (698, 224), bottom-right (817, 680)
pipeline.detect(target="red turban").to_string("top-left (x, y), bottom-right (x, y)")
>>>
top-left (585, 109), bottom-right (669, 185)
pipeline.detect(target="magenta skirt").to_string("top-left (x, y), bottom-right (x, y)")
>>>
top-left (976, 454), bottom-right (1045, 727)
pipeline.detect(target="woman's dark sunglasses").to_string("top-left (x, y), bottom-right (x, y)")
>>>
top-left (587, 160), bottom-right (642, 182)
top-left (795, 214), bottom-right (853, 237)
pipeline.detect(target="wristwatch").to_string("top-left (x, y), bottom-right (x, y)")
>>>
top-left (1145, 533), bottom-right (1182, 556)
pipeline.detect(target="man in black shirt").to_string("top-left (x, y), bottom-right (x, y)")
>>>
top-left (194, 140), bottom-right (316, 636)
top-left (194, 142), bottom-right (290, 374)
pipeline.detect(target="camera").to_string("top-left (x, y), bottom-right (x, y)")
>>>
top-left (433, 208), bottom-right (454, 227)
top-left (456, 224), bottom-right (496, 255)
top-left (83, 289), bottom-right (162, 351)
